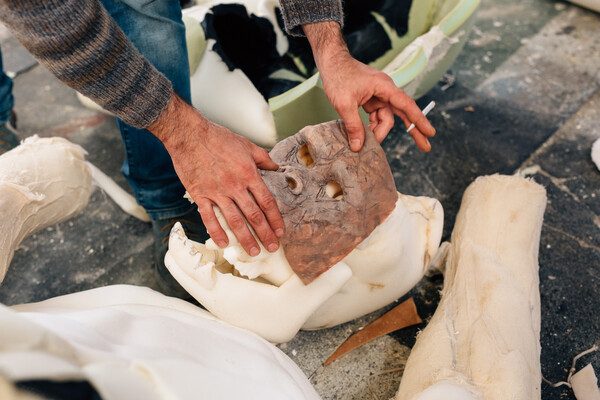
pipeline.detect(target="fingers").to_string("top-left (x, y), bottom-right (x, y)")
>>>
top-left (248, 183), bottom-right (285, 239)
top-left (373, 79), bottom-right (435, 138)
top-left (395, 109), bottom-right (432, 152)
top-left (408, 129), bottom-right (432, 152)
top-left (218, 197), bottom-right (262, 256)
top-left (197, 177), bottom-right (284, 257)
top-left (363, 77), bottom-right (437, 151)
top-left (251, 144), bottom-right (279, 171)
top-left (388, 91), bottom-right (436, 138)
top-left (196, 199), bottom-right (229, 248)
top-left (236, 190), bottom-right (281, 254)
top-left (201, 186), bottom-right (283, 257)
top-left (336, 101), bottom-right (365, 152)
top-left (247, 141), bottom-right (285, 240)
top-left (371, 106), bottom-right (394, 143)
top-left (363, 98), bottom-right (385, 114)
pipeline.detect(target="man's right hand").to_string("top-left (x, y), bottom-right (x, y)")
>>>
top-left (148, 94), bottom-right (285, 257)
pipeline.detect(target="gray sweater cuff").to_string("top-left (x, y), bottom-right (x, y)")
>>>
top-left (0, 0), bottom-right (174, 129)
top-left (279, 0), bottom-right (343, 37)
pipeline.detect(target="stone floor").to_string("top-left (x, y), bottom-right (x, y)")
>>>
top-left (1, 0), bottom-right (599, 399)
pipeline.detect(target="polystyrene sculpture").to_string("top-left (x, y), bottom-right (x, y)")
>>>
top-left (166, 191), bottom-right (442, 343)
top-left (0, 135), bottom-right (157, 285)
top-left (165, 122), bottom-right (443, 343)
top-left (77, 0), bottom-right (479, 143)
top-left (0, 136), bottom-right (92, 283)
top-left (183, 1), bottom-right (282, 147)
top-left (181, 0), bottom-right (480, 144)
top-left (260, 120), bottom-right (400, 283)
top-left (395, 175), bottom-right (547, 400)
top-left (0, 285), bottom-right (320, 400)
top-left (0, 137), bottom-right (319, 400)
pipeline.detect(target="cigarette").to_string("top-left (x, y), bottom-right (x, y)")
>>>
top-left (406, 100), bottom-right (436, 133)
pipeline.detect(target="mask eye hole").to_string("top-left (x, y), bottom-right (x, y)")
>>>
top-left (286, 177), bottom-right (297, 189)
top-left (325, 181), bottom-right (343, 200)
top-left (297, 144), bottom-right (314, 168)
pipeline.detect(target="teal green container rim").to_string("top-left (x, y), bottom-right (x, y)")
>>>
top-left (269, 0), bottom-right (480, 139)
top-left (387, 0), bottom-right (480, 87)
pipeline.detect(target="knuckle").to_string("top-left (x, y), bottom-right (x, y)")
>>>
top-left (246, 208), bottom-right (265, 225)
top-left (336, 99), bottom-right (354, 114)
top-left (259, 194), bottom-right (277, 210)
top-left (345, 121), bottom-right (363, 134)
top-left (255, 147), bottom-right (270, 159)
top-left (206, 228), bottom-right (225, 242)
top-left (375, 71), bottom-right (393, 82)
top-left (224, 181), bottom-right (246, 196)
top-left (197, 201), bottom-right (213, 214)
top-left (237, 163), bottom-right (258, 180)
top-left (227, 214), bottom-right (247, 231)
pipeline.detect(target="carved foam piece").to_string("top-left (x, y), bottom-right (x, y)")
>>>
top-left (0, 136), bottom-right (92, 283)
top-left (303, 192), bottom-right (442, 329)
top-left (395, 175), bottom-right (547, 400)
top-left (165, 190), bottom-right (443, 343)
top-left (566, 0), bottom-right (600, 12)
top-left (261, 120), bottom-right (398, 283)
top-left (180, 0), bottom-right (473, 143)
top-left (78, 1), bottom-right (477, 142)
top-left (592, 138), bottom-right (600, 172)
top-left (184, 1), bottom-right (282, 147)
top-left (0, 285), bottom-right (320, 399)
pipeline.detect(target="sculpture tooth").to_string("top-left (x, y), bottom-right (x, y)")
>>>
top-left (168, 222), bottom-right (201, 267)
top-left (170, 222), bottom-right (186, 241)
top-left (189, 243), bottom-right (202, 256)
top-left (195, 262), bottom-right (217, 290)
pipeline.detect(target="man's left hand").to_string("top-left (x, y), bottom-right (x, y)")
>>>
top-left (303, 21), bottom-right (436, 152)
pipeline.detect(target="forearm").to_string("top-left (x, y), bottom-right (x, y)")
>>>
top-left (278, 0), bottom-right (343, 36)
top-left (0, 0), bottom-right (173, 129)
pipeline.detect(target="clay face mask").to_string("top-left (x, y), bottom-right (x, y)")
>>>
top-left (260, 120), bottom-right (398, 283)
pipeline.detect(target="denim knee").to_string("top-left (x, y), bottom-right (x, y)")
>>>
top-left (100, 0), bottom-right (191, 100)
top-left (0, 46), bottom-right (14, 123)
top-left (100, 0), bottom-right (192, 218)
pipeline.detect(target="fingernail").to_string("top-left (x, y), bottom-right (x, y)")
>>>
top-left (350, 139), bottom-right (361, 151)
top-left (217, 241), bottom-right (227, 248)
top-left (250, 247), bottom-right (260, 257)
top-left (268, 243), bottom-right (279, 252)
top-left (275, 228), bottom-right (284, 237)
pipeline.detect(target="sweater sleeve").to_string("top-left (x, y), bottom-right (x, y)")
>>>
top-left (0, 0), bottom-right (173, 129)
top-left (278, 0), bottom-right (343, 37)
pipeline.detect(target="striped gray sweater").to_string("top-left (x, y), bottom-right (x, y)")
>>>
top-left (0, 0), bottom-right (342, 129)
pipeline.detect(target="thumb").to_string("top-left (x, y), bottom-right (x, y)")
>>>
top-left (338, 106), bottom-right (365, 152)
top-left (251, 145), bottom-right (279, 170)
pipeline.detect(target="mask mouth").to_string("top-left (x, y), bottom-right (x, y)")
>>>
top-left (325, 182), bottom-right (344, 200)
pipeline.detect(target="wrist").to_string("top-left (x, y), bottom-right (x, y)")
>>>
top-left (302, 21), bottom-right (350, 72)
top-left (147, 93), bottom-right (207, 151)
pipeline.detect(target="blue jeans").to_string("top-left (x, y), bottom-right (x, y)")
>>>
top-left (100, 0), bottom-right (194, 220)
top-left (0, 46), bottom-right (14, 124)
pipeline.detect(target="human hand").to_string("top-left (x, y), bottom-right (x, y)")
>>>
top-left (148, 94), bottom-right (285, 256)
top-left (303, 21), bottom-right (436, 152)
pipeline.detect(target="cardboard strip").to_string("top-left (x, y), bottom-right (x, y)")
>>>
top-left (324, 298), bottom-right (422, 366)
